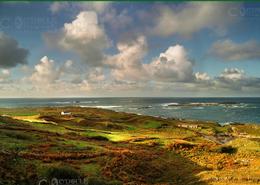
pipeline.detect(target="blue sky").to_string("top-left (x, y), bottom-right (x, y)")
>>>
top-left (0, 2), bottom-right (260, 97)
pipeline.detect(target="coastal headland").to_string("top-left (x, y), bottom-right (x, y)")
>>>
top-left (0, 107), bottom-right (259, 185)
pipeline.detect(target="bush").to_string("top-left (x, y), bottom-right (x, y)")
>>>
top-left (88, 135), bottom-right (109, 141)
top-left (4, 131), bottom-right (32, 140)
top-left (45, 166), bottom-right (81, 181)
top-left (216, 146), bottom-right (237, 154)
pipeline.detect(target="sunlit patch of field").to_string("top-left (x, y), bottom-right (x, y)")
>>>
top-left (227, 138), bottom-right (260, 153)
top-left (13, 115), bottom-right (45, 123)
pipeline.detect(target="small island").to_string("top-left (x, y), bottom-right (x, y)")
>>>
top-left (0, 107), bottom-right (259, 185)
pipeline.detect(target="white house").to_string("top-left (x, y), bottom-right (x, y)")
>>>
top-left (61, 111), bottom-right (71, 116)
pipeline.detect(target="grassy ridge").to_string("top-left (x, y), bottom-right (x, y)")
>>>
top-left (0, 107), bottom-right (259, 185)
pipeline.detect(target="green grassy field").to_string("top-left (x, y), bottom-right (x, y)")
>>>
top-left (0, 107), bottom-right (259, 185)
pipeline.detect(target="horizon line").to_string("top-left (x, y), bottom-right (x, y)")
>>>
top-left (0, 96), bottom-right (260, 99)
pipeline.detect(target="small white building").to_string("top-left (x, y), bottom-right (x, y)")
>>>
top-left (61, 111), bottom-right (71, 116)
top-left (178, 124), bottom-right (199, 129)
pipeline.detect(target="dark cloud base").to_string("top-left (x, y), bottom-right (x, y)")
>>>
top-left (0, 32), bottom-right (29, 68)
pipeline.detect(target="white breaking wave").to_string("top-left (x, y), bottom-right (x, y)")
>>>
top-left (80, 105), bottom-right (122, 109)
top-left (95, 105), bottom-right (122, 109)
top-left (161, 102), bottom-right (179, 107)
top-left (189, 102), bottom-right (219, 106)
top-left (128, 107), bottom-right (139, 110)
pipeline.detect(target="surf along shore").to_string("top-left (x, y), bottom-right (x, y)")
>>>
top-left (0, 106), bottom-right (259, 185)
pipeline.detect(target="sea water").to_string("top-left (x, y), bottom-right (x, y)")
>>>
top-left (0, 97), bottom-right (259, 124)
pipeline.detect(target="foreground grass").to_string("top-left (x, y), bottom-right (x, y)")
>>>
top-left (0, 107), bottom-right (259, 185)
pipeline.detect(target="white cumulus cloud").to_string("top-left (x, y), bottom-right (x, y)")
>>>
top-left (87, 67), bottom-right (105, 82)
top-left (219, 68), bottom-right (245, 81)
top-left (30, 56), bottom-right (61, 84)
top-left (44, 11), bottom-right (109, 66)
top-left (0, 69), bottom-right (11, 83)
top-left (106, 36), bottom-right (148, 81)
top-left (195, 72), bottom-right (210, 81)
top-left (30, 56), bottom-right (74, 86)
top-left (146, 45), bottom-right (194, 82)
top-left (106, 36), bottom-right (194, 83)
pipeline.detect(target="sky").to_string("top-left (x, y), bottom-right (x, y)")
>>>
top-left (0, 2), bottom-right (260, 97)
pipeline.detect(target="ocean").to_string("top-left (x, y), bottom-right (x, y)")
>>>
top-left (0, 97), bottom-right (260, 124)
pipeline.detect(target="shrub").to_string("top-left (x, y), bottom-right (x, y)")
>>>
top-left (45, 166), bottom-right (81, 181)
top-left (216, 146), bottom-right (237, 154)
top-left (143, 121), bottom-right (161, 129)
top-left (88, 135), bottom-right (109, 141)
top-left (4, 131), bottom-right (32, 140)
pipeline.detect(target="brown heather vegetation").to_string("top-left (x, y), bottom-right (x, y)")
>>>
top-left (0, 107), bottom-right (259, 185)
